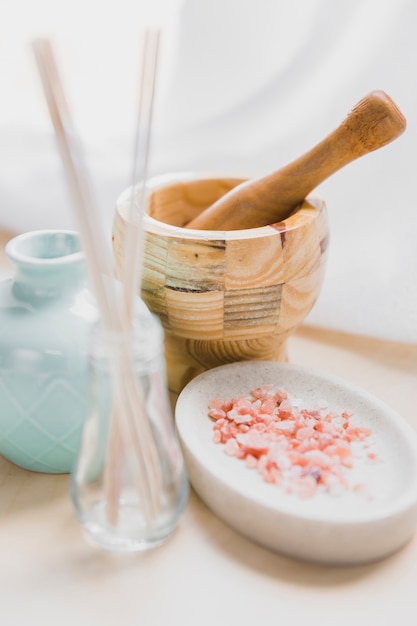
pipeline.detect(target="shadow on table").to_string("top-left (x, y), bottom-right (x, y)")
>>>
top-left (188, 488), bottom-right (405, 588)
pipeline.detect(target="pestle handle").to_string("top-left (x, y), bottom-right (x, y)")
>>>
top-left (185, 91), bottom-right (406, 231)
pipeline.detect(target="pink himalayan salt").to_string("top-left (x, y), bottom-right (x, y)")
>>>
top-left (208, 385), bottom-right (376, 498)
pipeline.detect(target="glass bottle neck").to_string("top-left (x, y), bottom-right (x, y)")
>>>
top-left (6, 230), bottom-right (86, 303)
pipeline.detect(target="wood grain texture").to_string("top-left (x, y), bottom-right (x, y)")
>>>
top-left (186, 91), bottom-right (406, 231)
top-left (113, 174), bottom-right (329, 396)
top-left (148, 176), bottom-right (244, 227)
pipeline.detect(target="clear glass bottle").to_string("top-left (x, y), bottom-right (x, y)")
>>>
top-left (70, 301), bottom-right (188, 551)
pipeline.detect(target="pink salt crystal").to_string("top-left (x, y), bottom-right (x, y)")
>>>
top-left (274, 388), bottom-right (288, 402)
top-left (346, 426), bottom-right (372, 440)
top-left (246, 454), bottom-right (258, 469)
top-left (224, 437), bottom-right (242, 457)
top-left (270, 452), bottom-right (291, 471)
top-left (251, 385), bottom-right (273, 399)
top-left (278, 399), bottom-right (293, 413)
top-left (260, 398), bottom-right (276, 414)
top-left (296, 426), bottom-right (315, 440)
top-left (235, 398), bottom-right (254, 413)
top-left (209, 397), bottom-right (225, 410)
top-left (303, 449), bottom-right (331, 468)
top-left (324, 441), bottom-right (351, 459)
top-left (236, 430), bottom-right (269, 455)
top-left (295, 476), bottom-right (318, 498)
top-left (257, 413), bottom-right (275, 424)
top-left (229, 409), bottom-right (253, 424)
top-left (213, 430), bottom-right (222, 444)
top-left (274, 420), bottom-right (295, 433)
top-left (208, 407), bottom-right (226, 420)
top-left (208, 384), bottom-right (376, 499)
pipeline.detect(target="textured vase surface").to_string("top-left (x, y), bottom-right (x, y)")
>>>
top-left (0, 230), bottom-right (96, 473)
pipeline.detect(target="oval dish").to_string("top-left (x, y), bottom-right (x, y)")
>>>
top-left (175, 361), bottom-right (417, 565)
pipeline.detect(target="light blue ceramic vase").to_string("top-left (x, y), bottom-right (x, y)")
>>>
top-left (0, 230), bottom-right (97, 473)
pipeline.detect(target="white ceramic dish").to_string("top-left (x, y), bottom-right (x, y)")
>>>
top-left (175, 361), bottom-right (417, 565)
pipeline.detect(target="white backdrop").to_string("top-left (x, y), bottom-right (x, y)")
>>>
top-left (1, 0), bottom-right (416, 342)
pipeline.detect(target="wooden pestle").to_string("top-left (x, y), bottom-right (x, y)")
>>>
top-left (186, 91), bottom-right (406, 231)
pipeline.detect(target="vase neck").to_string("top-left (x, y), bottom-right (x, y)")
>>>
top-left (6, 230), bottom-right (86, 303)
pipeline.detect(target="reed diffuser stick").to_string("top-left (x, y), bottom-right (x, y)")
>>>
top-left (32, 37), bottom-right (161, 527)
top-left (32, 39), bottom-right (118, 331)
top-left (123, 28), bottom-right (160, 324)
top-left (120, 28), bottom-right (164, 515)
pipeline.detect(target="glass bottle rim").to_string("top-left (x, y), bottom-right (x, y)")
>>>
top-left (6, 230), bottom-right (84, 269)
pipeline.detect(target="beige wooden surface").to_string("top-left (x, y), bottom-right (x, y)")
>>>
top-left (1, 228), bottom-right (417, 626)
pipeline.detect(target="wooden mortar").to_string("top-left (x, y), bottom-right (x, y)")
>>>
top-left (113, 173), bottom-right (329, 400)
